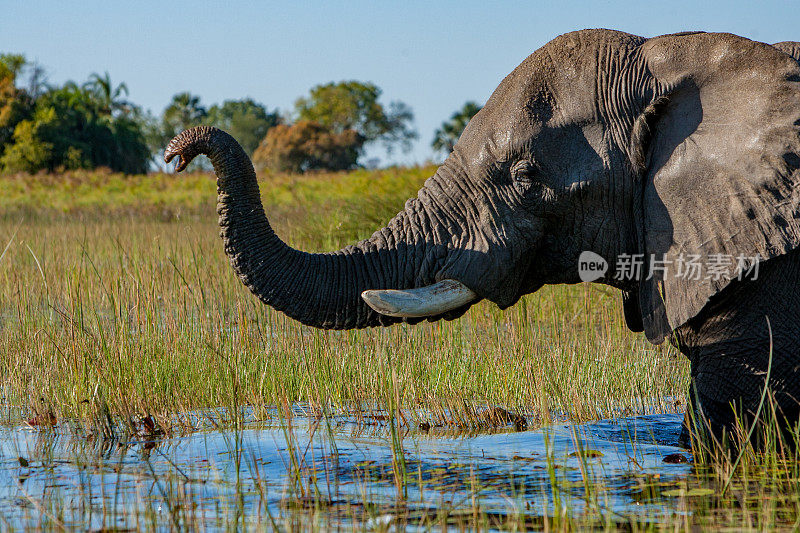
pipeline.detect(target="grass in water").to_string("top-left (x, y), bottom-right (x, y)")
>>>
top-left (2, 167), bottom-right (796, 530)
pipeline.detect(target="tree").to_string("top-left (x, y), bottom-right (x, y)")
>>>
top-left (83, 71), bottom-right (131, 117)
top-left (253, 120), bottom-right (362, 173)
top-left (295, 81), bottom-right (416, 159)
top-left (205, 98), bottom-right (280, 156)
top-left (432, 101), bottom-right (482, 155)
top-left (145, 92), bottom-right (209, 170)
top-left (162, 92), bottom-right (207, 138)
top-left (1, 80), bottom-right (150, 174)
top-left (0, 54), bottom-right (34, 158)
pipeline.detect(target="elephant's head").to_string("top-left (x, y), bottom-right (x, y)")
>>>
top-left (165, 30), bottom-right (800, 342)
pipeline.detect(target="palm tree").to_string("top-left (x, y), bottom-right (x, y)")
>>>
top-left (84, 71), bottom-right (130, 116)
top-left (163, 92), bottom-right (207, 137)
top-left (432, 101), bottom-right (482, 155)
top-left (161, 92), bottom-right (208, 170)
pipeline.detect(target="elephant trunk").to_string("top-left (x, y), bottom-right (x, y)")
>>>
top-left (164, 126), bottom-right (472, 329)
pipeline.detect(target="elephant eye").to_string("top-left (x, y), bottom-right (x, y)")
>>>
top-left (510, 159), bottom-right (536, 183)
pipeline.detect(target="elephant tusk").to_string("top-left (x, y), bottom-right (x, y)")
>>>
top-left (361, 279), bottom-right (477, 318)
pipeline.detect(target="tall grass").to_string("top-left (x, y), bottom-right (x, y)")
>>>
top-left (4, 168), bottom-right (800, 530)
top-left (0, 167), bottom-right (685, 429)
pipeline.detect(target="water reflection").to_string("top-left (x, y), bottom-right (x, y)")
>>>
top-left (0, 412), bottom-right (690, 529)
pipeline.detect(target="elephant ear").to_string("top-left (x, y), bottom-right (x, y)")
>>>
top-left (633, 33), bottom-right (800, 343)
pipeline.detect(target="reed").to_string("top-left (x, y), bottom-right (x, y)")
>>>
top-left (0, 167), bottom-right (685, 430)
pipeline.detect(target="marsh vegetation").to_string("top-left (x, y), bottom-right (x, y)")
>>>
top-left (0, 167), bottom-right (798, 530)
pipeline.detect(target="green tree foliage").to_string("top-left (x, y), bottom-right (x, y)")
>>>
top-left (432, 101), bottom-right (482, 155)
top-left (295, 80), bottom-right (416, 157)
top-left (205, 98), bottom-right (280, 156)
top-left (139, 92), bottom-right (207, 170)
top-left (83, 71), bottom-right (131, 116)
top-left (0, 54), bottom-right (34, 158)
top-left (0, 75), bottom-right (150, 174)
top-left (150, 94), bottom-right (281, 171)
top-left (253, 120), bottom-right (362, 173)
top-left (0, 60), bottom-right (422, 176)
top-left (161, 92), bottom-right (207, 139)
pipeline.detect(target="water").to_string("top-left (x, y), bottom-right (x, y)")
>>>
top-left (0, 412), bottom-right (692, 529)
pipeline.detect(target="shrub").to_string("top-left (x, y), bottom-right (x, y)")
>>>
top-left (253, 120), bottom-right (363, 173)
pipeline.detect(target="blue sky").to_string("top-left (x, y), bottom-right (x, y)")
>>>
top-left (1, 1), bottom-right (798, 165)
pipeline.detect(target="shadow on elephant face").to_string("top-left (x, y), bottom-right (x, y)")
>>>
top-left (437, 83), bottom-right (705, 316)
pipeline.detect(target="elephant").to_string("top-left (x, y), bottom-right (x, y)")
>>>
top-left (165, 30), bottom-right (800, 445)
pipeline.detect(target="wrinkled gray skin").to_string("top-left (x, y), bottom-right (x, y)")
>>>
top-left (165, 30), bottom-right (800, 442)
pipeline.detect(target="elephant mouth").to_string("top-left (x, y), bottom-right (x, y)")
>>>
top-left (360, 251), bottom-right (537, 319)
top-left (361, 279), bottom-right (478, 318)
